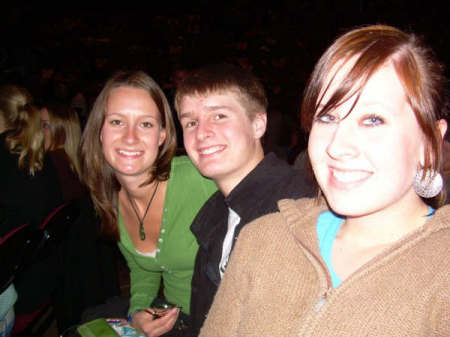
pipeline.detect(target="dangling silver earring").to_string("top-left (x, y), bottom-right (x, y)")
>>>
top-left (413, 169), bottom-right (443, 198)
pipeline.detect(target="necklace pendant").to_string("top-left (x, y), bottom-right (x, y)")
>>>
top-left (139, 225), bottom-right (146, 241)
top-left (126, 181), bottom-right (160, 242)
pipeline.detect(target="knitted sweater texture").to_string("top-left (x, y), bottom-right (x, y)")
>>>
top-left (200, 198), bottom-right (450, 337)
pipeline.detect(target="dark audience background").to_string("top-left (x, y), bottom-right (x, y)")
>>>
top-left (1, 1), bottom-right (448, 157)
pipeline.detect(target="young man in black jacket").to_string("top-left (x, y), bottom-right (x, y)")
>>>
top-left (175, 64), bottom-right (314, 336)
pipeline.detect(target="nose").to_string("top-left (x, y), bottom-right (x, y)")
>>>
top-left (326, 121), bottom-right (359, 160)
top-left (196, 120), bottom-right (213, 141)
top-left (123, 125), bottom-right (139, 144)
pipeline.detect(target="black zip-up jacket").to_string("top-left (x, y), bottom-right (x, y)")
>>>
top-left (188, 153), bottom-right (315, 336)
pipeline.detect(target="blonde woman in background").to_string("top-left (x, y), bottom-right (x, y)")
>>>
top-left (0, 85), bottom-right (62, 234)
top-left (0, 85), bottom-right (62, 337)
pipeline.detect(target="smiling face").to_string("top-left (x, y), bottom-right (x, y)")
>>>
top-left (308, 61), bottom-right (427, 218)
top-left (100, 87), bottom-right (166, 182)
top-left (179, 91), bottom-right (266, 195)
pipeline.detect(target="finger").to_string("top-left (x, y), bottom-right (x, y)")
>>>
top-left (144, 308), bottom-right (160, 318)
top-left (156, 307), bottom-right (179, 318)
top-left (145, 308), bottom-right (180, 337)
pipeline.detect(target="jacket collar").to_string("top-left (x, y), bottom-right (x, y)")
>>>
top-left (278, 198), bottom-right (326, 258)
top-left (225, 153), bottom-right (294, 215)
top-left (192, 153), bottom-right (295, 249)
top-left (278, 197), bottom-right (450, 291)
top-left (279, 198), bottom-right (450, 248)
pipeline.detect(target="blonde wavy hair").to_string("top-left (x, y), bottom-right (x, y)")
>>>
top-left (1, 85), bottom-right (45, 175)
top-left (0, 85), bottom-right (29, 131)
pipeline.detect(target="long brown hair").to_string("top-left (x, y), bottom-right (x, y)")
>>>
top-left (0, 85), bottom-right (45, 175)
top-left (80, 71), bottom-right (177, 240)
top-left (301, 25), bottom-right (447, 205)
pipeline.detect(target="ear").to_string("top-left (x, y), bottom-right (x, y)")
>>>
top-left (158, 128), bottom-right (167, 146)
top-left (100, 128), bottom-right (103, 143)
top-left (252, 112), bottom-right (267, 140)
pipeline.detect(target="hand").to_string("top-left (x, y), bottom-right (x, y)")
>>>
top-left (131, 307), bottom-right (180, 337)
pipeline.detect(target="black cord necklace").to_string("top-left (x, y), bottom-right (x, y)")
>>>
top-left (125, 181), bottom-right (159, 241)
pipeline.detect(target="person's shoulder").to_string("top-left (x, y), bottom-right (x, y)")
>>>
top-left (262, 154), bottom-right (314, 188)
top-left (242, 197), bottom-right (320, 238)
top-left (274, 161), bottom-right (316, 198)
top-left (194, 190), bottom-right (224, 218)
top-left (436, 203), bottom-right (450, 217)
top-left (170, 155), bottom-right (199, 176)
top-left (278, 197), bottom-right (321, 213)
top-left (190, 190), bottom-right (224, 236)
top-left (171, 155), bottom-right (192, 168)
top-left (169, 156), bottom-right (217, 192)
top-left (429, 204), bottom-right (450, 239)
top-left (263, 167), bottom-right (315, 200)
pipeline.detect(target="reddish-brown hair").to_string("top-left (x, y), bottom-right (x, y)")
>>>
top-left (301, 25), bottom-right (447, 205)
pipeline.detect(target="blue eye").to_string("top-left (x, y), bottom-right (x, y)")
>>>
top-left (362, 115), bottom-right (384, 126)
top-left (315, 114), bottom-right (338, 124)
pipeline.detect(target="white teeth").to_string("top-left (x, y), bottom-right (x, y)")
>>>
top-left (199, 146), bottom-right (222, 155)
top-left (119, 150), bottom-right (141, 156)
top-left (332, 170), bottom-right (369, 183)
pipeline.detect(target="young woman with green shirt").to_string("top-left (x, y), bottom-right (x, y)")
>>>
top-left (80, 71), bottom-right (216, 337)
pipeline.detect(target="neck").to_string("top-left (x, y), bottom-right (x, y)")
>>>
top-left (339, 191), bottom-right (429, 247)
top-left (117, 174), bottom-right (157, 203)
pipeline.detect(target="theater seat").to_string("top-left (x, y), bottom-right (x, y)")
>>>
top-left (9, 202), bottom-right (80, 336)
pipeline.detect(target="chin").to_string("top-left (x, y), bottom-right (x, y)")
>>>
top-left (115, 166), bottom-right (152, 178)
top-left (323, 193), bottom-right (371, 217)
top-left (197, 164), bottom-right (227, 179)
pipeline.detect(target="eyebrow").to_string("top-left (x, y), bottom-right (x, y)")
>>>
top-left (179, 112), bottom-right (193, 119)
top-left (179, 105), bottom-right (232, 119)
top-left (352, 100), bottom-right (395, 112)
top-left (205, 104), bottom-right (232, 111)
top-left (105, 112), bottom-right (159, 119)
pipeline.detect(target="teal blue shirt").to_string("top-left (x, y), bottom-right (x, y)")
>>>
top-left (317, 211), bottom-right (344, 288)
top-left (117, 156), bottom-right (217, 314)
top-left (317, 207), bottom-right (435, 288)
